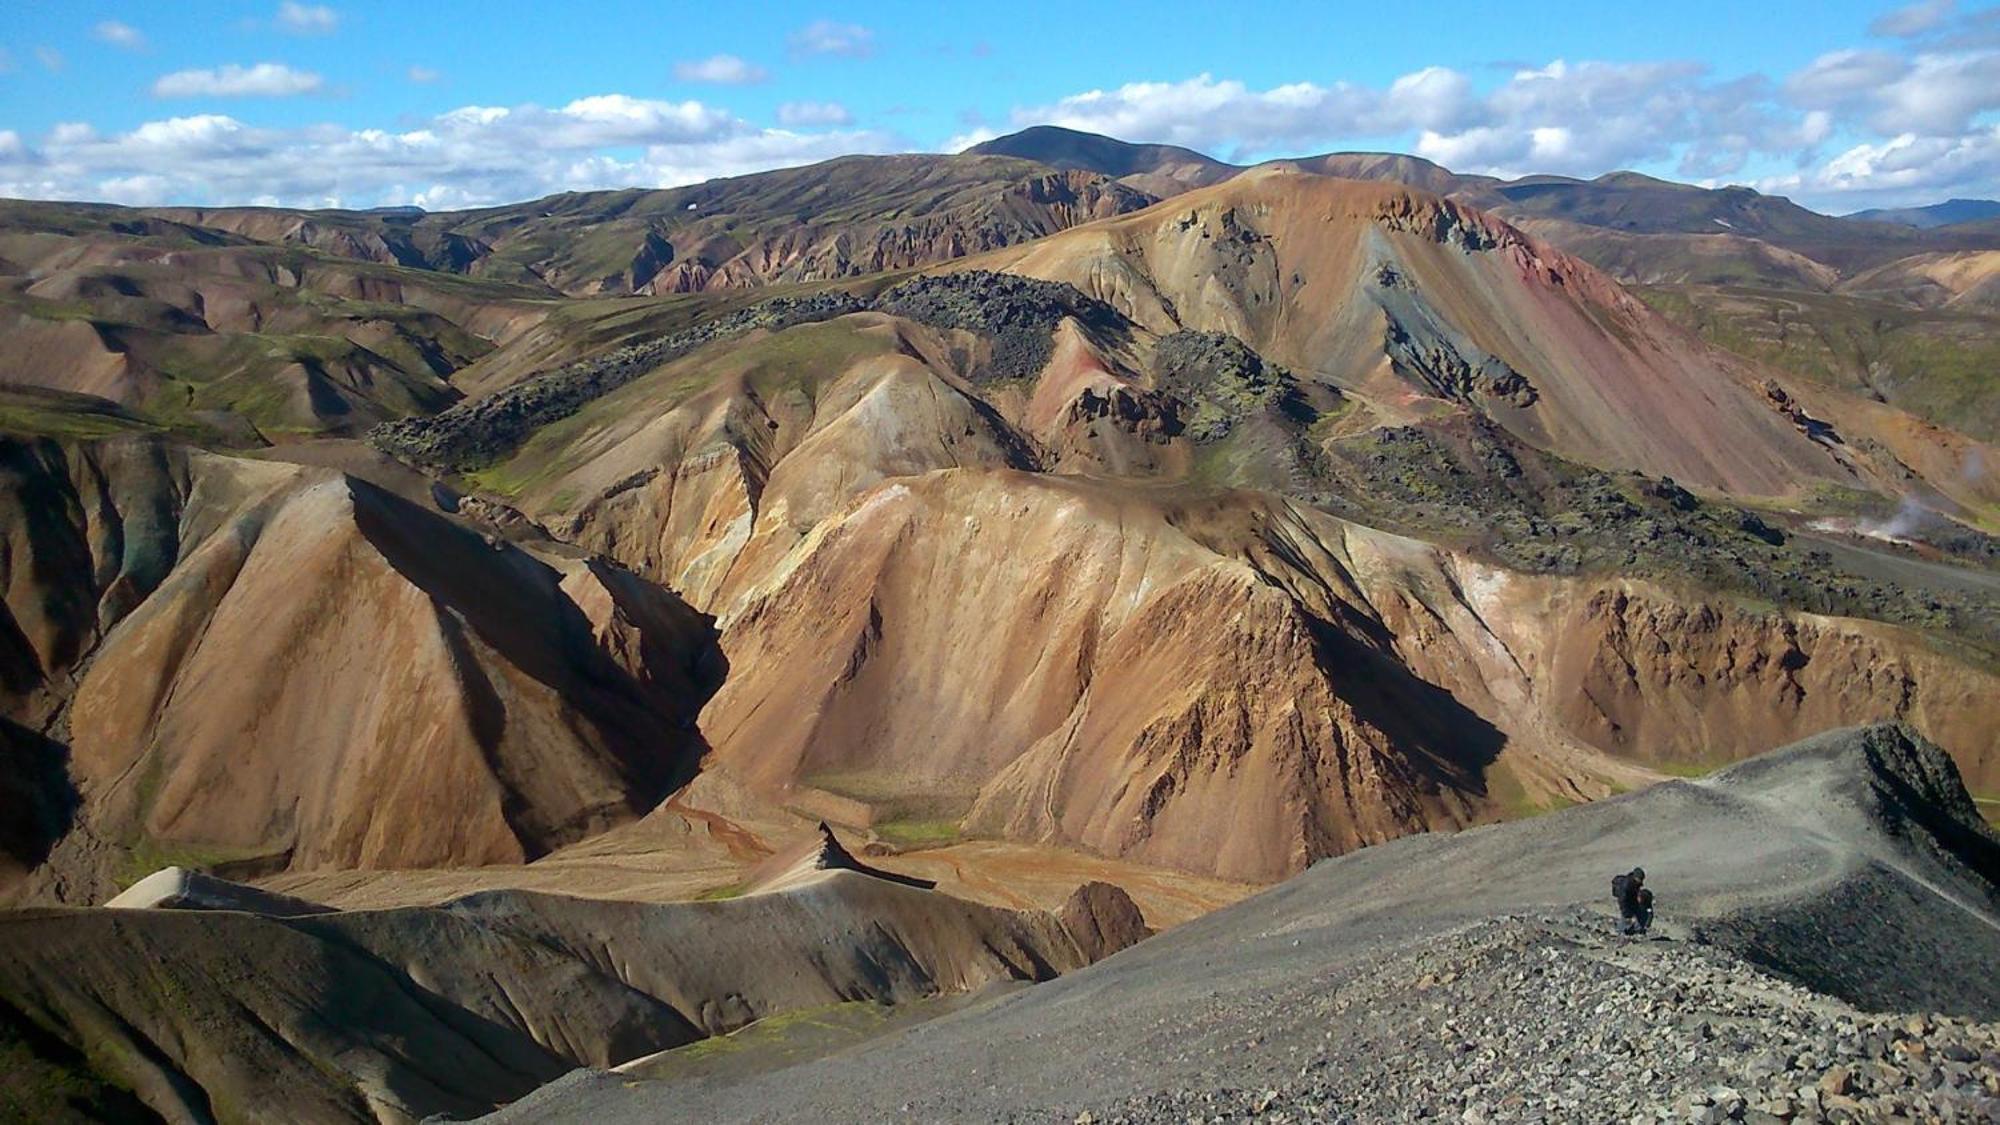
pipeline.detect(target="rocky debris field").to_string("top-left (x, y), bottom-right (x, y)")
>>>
top-left (1322, 417), bottom-right (2000, 649)
top-left (1090, 912), bottom-right (2000, 1125)
top-left (875, 270), bottom-right (1133, 383)
top-left (1152, 329), bottom-right (1325, 443)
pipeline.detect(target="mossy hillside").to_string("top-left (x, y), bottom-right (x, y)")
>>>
top-left (0, 390), bottom-right (158, 440)
top-left (372, 291), bottom-right (875, 472)
top-left (467, 314), bottom-right (894, 502)
top-left (1637, 283), bottom-right (2000, 443)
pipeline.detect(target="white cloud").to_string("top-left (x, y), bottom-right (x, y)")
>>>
top-left (944, 126), bottom-right (999, 152)
top-left (1386, 66), bottom-right (1480, 132)
top-left (35, 46), bottom-right (64, 72)
top-left (276, 2), bottom-right (339, 34)
top-left (1799, 109), bottom-right (1834, 145)
top-left (992, 35), bottom-right (2000, 208)
top-left (673, 54), bottom-right (768, 84)
top-left (0, 95), bottom-right (901, 209)
top-left (1014, 74), bottom-right (1379, 158)
top-left (1868, 50), bottom-right (2000, 133)
top-left (93, 21), bottom-right (147, 50)
top-left (1785, 49), bottom-right (1910, 106)
top-left (1756, 126), bottom-right (2000, 208)
top-left (777, 100), bottom-right (853, 126)
top-left (1871, 0), bottom-right (1955, 37)
top-left (1015, 62), bottom-right (1733, 174)
top-left (126, 115), bottom-right (263, 155)
top-left (789, 20), bottom-right (874, 58)
top-left (407, 65), bottom-right (440, 83)
top-left (96, 173), bottom-right (176, 204)
top-left (152, 63), bottom-right (324, 98)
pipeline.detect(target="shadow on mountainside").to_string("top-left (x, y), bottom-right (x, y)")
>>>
top-left (0, 718), bottom-right (78, 878)
top-left (1303, 612), bottom-right (1505, 803)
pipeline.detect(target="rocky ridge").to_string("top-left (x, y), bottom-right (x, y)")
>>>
top-left (1092, 912), bottom-right (2000, 1124)
top-left (488, 724), bottom-right (2000, 1124)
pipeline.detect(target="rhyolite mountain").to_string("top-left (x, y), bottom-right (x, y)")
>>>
top-left (2, 124), bottom-right (1999, 1125)
top-left (4, 129), bottom-right (1995, 901)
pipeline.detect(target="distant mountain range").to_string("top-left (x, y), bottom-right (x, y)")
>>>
top-left (1848, 198), bottom-right (2000, 228)
top-left (970, 126), bottom-right (1993, 273)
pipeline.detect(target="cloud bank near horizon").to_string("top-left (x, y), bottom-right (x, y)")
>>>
top-left (1, 3), bottom-right (1995, 212)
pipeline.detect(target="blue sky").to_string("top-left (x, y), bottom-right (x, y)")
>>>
top-left (0, 0), bottom-right (1995, 211)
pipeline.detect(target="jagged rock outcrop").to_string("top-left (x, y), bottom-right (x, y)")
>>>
top-left (741, 822), bottom-right (937, 894)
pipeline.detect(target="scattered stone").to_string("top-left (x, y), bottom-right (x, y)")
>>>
top-left (1071, 912), bottom-right (2000, 1125)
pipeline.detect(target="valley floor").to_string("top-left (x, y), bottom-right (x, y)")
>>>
top-left (261, 826), bottom-right (1257, 930)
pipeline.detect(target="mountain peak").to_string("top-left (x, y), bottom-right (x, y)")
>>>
top-left (967, 125), bottom-right (1233, 183)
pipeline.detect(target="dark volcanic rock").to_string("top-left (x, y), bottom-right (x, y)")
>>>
top-left (1058, 881), bottom-right (1154, 962)
top-left (1152, 329), bottom-right (1321, 442)
top-left (875, 270), bottom-right (1130, 383)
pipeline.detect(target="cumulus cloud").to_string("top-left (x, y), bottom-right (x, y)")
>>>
top-left (153, 63), bottom-right (324, 98)
top-left (1386, 66), bottom-right (1481, 133)
top-left (1003, 24), bottom-right (2000, 208)
top-left (276, 2), bottom-right (339, 34)
top-left (790, 20), bottom-right (874, 58)
top-left (1013, 62), bottom-right (1747, 174)
top-left (673, 54), bottom-right (768, 84)
top-left (1759, 126), bottom-right (2000, 205)
top-left (93, 21), bottom-right (147, 50)
top-left (777, 100), bottom-right (853, 126)
top-left (1868, 50), bottom-right (2000, 133)
top-left (1015, 74), bottom-right (1379, 158)
top-left (0, 95), bottom-right (901, 209)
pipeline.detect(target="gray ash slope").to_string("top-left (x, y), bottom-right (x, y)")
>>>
top-left (497, 724), bottom-right (2000, 1124)
top-left (0, 870), bottom-right (1133, 1123)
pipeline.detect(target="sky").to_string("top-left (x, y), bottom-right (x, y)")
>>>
top-left (0, 0), bottom-right (1995, 213)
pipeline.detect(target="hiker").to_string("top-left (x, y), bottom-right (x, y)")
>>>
top-left (1611, 867), bottom-right (1653, 935)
